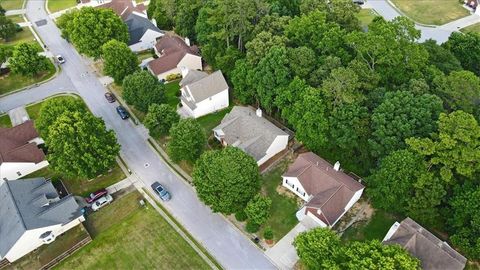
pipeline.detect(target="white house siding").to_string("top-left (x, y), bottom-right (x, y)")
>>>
top-left (177, 53), bottom-right (202, 72)
top-left (0, 160), bottom-right (49, 180)
top-left (190, 90), bottom-right (229, 118)
top-left (282, 176), bottom-right (310, 201)
top-left (257, 135), bottom-right (289, 166)
top-left (344, 188), bottom-right (364, 213)
top-left (129, 29), bottom-right (164, 52)
top-left (4, 216), bottom-right (84, 262)
top-left (382, 221), bottom-right (401, 242)
top-left (154, 67), bottom-right (181, 81)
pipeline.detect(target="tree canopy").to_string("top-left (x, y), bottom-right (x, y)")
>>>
top-left (444, 32), bottom-right (480, 76)
top-left (0, 14), bottom-right (17, 41)
top-left (144, 104), bottom-right (179, 138)
top-left (9, 43), bottom-right (51, 76)
top-left (193, 147), bottom-right (260, 214)
top-left (122, 70), bottom-right (166, 112)
top-left (167, 118), bottom-right (205, 163)
top-left (101, 39), bottom-right (138, 83)
top-left (244, 194), bottom-right (272, 225)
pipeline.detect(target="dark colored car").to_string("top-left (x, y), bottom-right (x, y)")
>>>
top-left (353, 0), bottom-right (365, 5)
top-left (85, 188), bottom-right (108, 204)
top-left (116, 106), bottom-right (129, 120)
top-left (105, 92), bottom-right (116, 103)
top-left (151, 182), bottom-right (171, 201)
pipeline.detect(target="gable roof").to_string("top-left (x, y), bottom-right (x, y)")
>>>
top-left (180, 70), bottom-right (228, 110)
top-left (384, 218), bottom-right (467, 270)
top-left (124, 13), bottom-right (162, 46)
top-left (148, 35), bottom-right (200, 75)
top-left (0, 178), bottom-right (82, 259)
top-left (97, 0), bottom-right (146, 20)
top-left (283, 152), bottom-right (364, 226)
top-left (0, 121), bottom-right (45, 165)
top-left (213, 106), bottom-right (288, 162)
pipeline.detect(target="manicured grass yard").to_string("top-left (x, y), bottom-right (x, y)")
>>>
top-left (0, 0), bottom-right (24, 10)
top-left (0, 113), bottom-right (11, 127)
top-left (136, 50), bottom-right (155, 62)
top-left (341, 209), bottom-right (399, 242)
top-left (0, 27), bottom-right (37, 46)
top-left (357, 9), bottom-right (378, 29)
top-left (261, 163), bottom-right (299, 241)
top-left (461, 22), bottom-right (480, 33)
top-left (47, 0), bottom-right (77, 13)
top-left (391, 0), bottom-right (469, 25)
top-left (197, 106), bottom-right (232, 134)
top-left (57, 191), bottom-right (211, 270)
top-left (165, 80), bottom-right (180, 108)
top-left (0, 61), bottom-right (56, 95)
top-left (7, 14), bottom-right (25, 23)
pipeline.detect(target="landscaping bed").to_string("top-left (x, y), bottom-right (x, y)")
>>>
top-left (57, 191), bottom-right (211, 270)
top-left (390, 0), bottom-right (469, 25)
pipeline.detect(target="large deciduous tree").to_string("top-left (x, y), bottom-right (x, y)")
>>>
top-left (167, 118), bottom-right (205, 163)
top-left (122, 70), bottom-right (166, 112)
top-left (101, 39), bottom-right (138, 83)
top-left (244, 194), bottom-right (272, 225)
top-left (193, 147), bottom-right (260, 214)
top-left (9, 43), bottom-right (51, 76)
top-left (433, 70), bottom-right (480, 114)
top-left (58, 7), bottom-right (129, 58)
top-left (444, 32), bottom-right (480, 76)
top-left (46, 111), bottom-right (120, 179)
top-left (407, 111), bottom-right (480, 183)
top-left (231, 59), bottom-right (256, 104)
top-left (294, 228), bottom-right (342, 269)
top-left (321, 67), bottom-right (364, 108)
top-left (0, 14), bottom-right (17, 41)
top-left (422, 39), bottom-right (462, 74)
top-left (369, 91), bottom-right (443, 158)
top-left (144, 104), bottom-right (179, 138)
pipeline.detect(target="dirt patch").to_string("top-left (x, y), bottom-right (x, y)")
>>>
top-left (276, 185), bottom-right (303, 206)
top-left (334, 199), bottom-right (374, 234)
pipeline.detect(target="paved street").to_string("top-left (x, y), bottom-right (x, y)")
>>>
top-left (0, 1), bottom-right (277, 269)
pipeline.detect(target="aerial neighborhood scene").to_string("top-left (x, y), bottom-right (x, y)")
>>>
top-left (1, 0), bottom-right (480, 268)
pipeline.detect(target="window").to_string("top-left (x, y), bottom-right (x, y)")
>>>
top-left (285, 179), bottom-right (289, 184)
top-left (16, 171), bottom-right (21, 176)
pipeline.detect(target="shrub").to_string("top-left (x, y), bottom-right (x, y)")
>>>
top-left (166, 73), bottom-right (182, 81)
top-left (246, 220), bottom-right (260, 233)
top-left (235, 210), bottom-right (248, 222)
top-left (263, 227), bottom-right (274, 240)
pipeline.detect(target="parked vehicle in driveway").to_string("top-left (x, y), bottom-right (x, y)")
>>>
top-left (116, 106), bottom-right (129, 119)
top-left (85, 188), bottom-right (108, 204)
top-left (105, 92), bottom-right (116, 103)
top-left (151, 182), bottom-right (171, 201)
top-left (56, 55), bottom-right (65, 64)
top-left (91, 194), bottom-right (113, 211)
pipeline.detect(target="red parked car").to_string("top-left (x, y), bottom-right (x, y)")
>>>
top-left (85, 189), bottom-right (108, 204)
top-left (104, 92), bottom-right (116, 103)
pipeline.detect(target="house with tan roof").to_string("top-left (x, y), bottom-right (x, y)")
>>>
top-left (0, 121), bottom-right (48, 181)
top-left (178, 69), bottom-right (229, 118)
top-left (383, 217), bottom-right (467, 270)
top-left (98, 0), bottom-right (164, 52)
top-left (213, 106), bottom-right (289, 166)
top-left (282, 152), bottom-right (364, 227)
top-left (147, 34), bottom-right (202, 81)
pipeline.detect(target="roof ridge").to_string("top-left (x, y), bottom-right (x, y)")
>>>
top-left (3, 181), bottom-right (27, 231)
top-left (36, 194), bottom-right (74, 219)
top-left (310, 160), bottom-right (359, 192)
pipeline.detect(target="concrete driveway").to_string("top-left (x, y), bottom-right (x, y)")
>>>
top-left (1, 1), bottom-right (277, 269)
top-left (8, 106), bottom-right (29, 126)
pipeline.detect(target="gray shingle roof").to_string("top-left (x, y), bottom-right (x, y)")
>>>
top-left (0, 178), bottom-right (83, 259)
top-left (384, 218), bottom-right (467, 270)
top-left (181, 70), bottom-right (229, 110)
top-left (125, 13), bottom-right (162, 46)
top-left (213, 106), bottom-right (288, 162)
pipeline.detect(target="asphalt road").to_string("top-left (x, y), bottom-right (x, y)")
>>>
top-left (1, 1), bottom-right (277, 269)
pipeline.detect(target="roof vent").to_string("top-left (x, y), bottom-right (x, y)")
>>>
top-left (256, 108), bottom-right (262, 118)
top-left (333, 161), bottom-right (340, 171)
top-left (185, 37), bottom-right (191, 46)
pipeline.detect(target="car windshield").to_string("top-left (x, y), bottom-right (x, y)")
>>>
top-left (156, 186), bottom-right (166, 194)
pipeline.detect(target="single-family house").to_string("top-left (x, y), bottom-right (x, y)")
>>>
top-left (0, 178), bottom-right (85, 263)
top-left (178, 69), bottom-right (229, 118)
top-left (0, 120), bottom-right (48, 181)
top-left (282, 152), bottom-right (365, 227)
top-left (213, 106), bottom-right (289, 166)
top-left (98, 0), bottom-right (164, 52)
top-left (147, 34), bottom-right (202, 81)
top-left (383, 217), bottom-right (467, 270)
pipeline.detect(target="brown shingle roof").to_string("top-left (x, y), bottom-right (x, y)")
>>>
top-left (384, 218), bottom-right (467, 270)
top-left (148, 35), bottom-right (200, 75)
top-left (0, 121), bottom-right (45, 164)
top-left (284, 152), bottom-right (364, 225)
top-left (97, 0), bottom-right (146, 20)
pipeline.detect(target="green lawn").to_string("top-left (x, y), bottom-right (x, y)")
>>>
top-left (26, 95), bottom-right (79, 121)
top-left (0, 61), bottom-right (56, 95)
top-left (7, 14), bottom-right (25, 23)
top-left (0, 0), bottom-right (24, 10)
top-left (357, 9), bottom-right (378, 29)
top-left (261, 163), bottom-right (299, 241)
top-left (137, 50), bottom-right (155, 62)
top-left (10, 226), bottom-right (91, 270)
top-left (197, 106), bottom-right (232, 134)
top-left (341, 209), bottom-right (399, 242)
top-left (165, 80), bottom-right (180, 108)
top-left (0, 27), bottom-right (37, 46)
top-left (47, 0), bottom-right (77, 13)
top-left (0, 113), bottom-right (11, 127)
top-left (461, 22), bottom-right (480, 33)
top-left (391, 0), bottom-right (469, 25)
top-left (56, 191), bottom-right (211, 270)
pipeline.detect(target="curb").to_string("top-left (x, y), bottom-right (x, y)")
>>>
top-left (384, 0), bottom-right (439, 28)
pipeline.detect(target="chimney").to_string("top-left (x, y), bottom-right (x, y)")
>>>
top-left (333, 161), bottom-right (340, 171)
top-left (185, 37), bottom-right (191, 46)
top-left (256, 108), bottom-right (262, 117)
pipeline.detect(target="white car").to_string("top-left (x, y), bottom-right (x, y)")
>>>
top-left (91, 194), bottom-right (113, 211)
top-left (56, 55), bottom-right (65, 64)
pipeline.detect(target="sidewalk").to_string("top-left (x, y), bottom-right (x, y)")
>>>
top-left (440, 13), bottom-right (480, 31)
